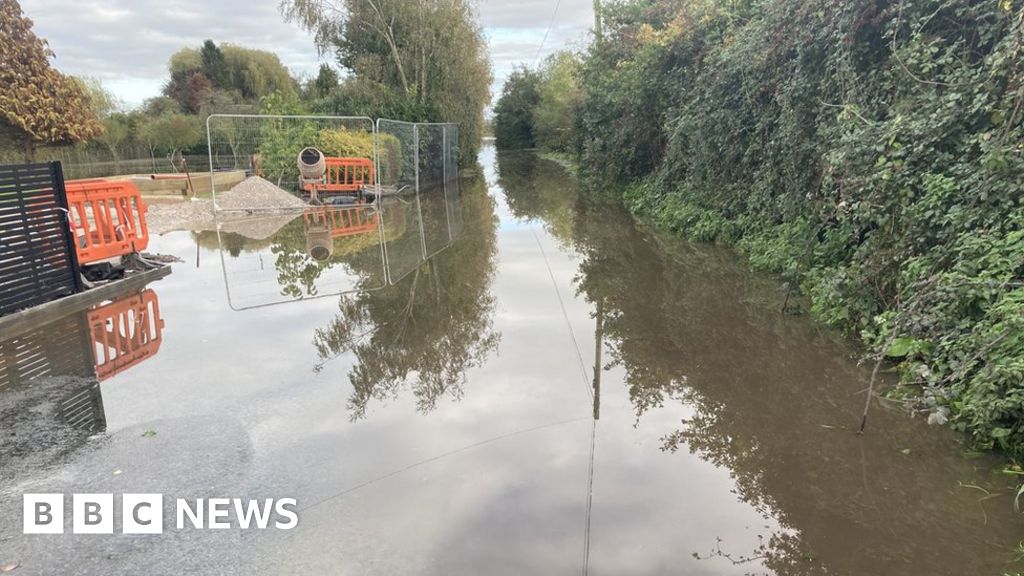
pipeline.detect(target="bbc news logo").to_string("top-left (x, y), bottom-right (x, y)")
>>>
top-left (23, 494), bottom-right (298, 534)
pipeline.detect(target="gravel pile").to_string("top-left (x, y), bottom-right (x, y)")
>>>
top-left (215, 176), bottom-right (307, 211)
top-left (145, 177), bottom-right (307, 235)
top-left (146, 199), bottom-right (216, 234)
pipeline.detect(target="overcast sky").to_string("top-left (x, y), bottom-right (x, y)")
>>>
top-left (20, 0), bottom-right (594, 110)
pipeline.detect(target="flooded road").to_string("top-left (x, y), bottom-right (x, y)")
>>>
top-left (2, 144), bottom-right (1022, 575)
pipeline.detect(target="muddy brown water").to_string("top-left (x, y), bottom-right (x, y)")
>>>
top-left (1, 145), bottom-right (1022, 575)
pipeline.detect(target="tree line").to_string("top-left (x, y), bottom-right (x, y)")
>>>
top-left (0, 0), bottom-right (491, 167)
top-left (496, 0), bottom-right (1024, 461)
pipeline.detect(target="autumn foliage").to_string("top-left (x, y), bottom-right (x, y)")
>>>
top-left (0, 0), bottom-right (102, 159)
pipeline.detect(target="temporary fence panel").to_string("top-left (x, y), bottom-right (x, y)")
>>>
top-left (0, 161), bottom-right (82, 316)
top-left (206, 115), bottom-right (375, 211)
top-left (64, 178), bottom-right (149, 265)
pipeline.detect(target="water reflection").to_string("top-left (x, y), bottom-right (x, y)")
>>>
top-left (0, 272), bottom-right (169, 473)
top-left (313, 171), bottom-right (499, 420)
top-left (496, 150), bottom-right (1024, 576)
top-left (214, 169), bottom-right (466, 310)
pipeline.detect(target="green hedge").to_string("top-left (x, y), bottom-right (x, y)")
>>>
top-left (564, 0), bottom-right (1024, 457)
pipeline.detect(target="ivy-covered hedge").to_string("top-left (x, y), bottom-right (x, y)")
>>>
top-left (567, 1), bottom-right (1024, 456)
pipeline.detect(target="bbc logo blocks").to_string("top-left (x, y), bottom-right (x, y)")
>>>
top-left (24, 494), bottom-right (164, 534)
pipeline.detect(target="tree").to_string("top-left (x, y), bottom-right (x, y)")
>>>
top-left (534, 52), bottom-right (582, 153)
top-left (147, 114), bottom-right (200, 165)
top-left (281, 0), bottom-right (492, 162)
top-left (164, 43), bottom-right (297, 110)
top-left (75, 76), bottom-right (121, 119)
top-left (313, 63), bottom-right (339, 98)
top-left (97, 112), bottom-right (132, 161)
top-left (220, 44), bottom-right (297, 100)
top-left (164, 71), bottom-right (212, 114)
top-left (0, 0), bottom-right (102, 160)
top-left (200, 39), bottom-right (229, 87)
top-left (141, 96), bottom-right (181, 117)
top-left (494, 67), bottom-right (540, 150)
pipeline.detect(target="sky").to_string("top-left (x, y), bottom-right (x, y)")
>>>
top-left (20, 0), bottom-right (595, 110)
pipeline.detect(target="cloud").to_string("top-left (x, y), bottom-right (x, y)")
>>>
top-left (18, 0), bottom-right (594, 108)
top-left (479, 0), bottom-right (594, 99)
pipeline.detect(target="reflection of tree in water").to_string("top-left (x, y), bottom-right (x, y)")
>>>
top-left (496, 151), bottom-right (1024, 576)
top-left (498, 151), bottom-right (691, 423)
top-left (313, 172), bottom-right (500, 420)
top-left (496, 153), bottom-right (577, 245)
top-left (270, 214), bottom-right (384, 299)
top-left (204, 206), bottom-right (402, 298)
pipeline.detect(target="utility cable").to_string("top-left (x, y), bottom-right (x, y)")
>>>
top-left (532, 229), bottom-right (593, 399)
top-left (534, 0), bottom-right (564, 65)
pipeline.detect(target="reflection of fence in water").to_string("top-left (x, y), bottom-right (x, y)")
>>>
top-left (217, 177), bottom-right (465, 309)
top-left (0, 285), bottom-right (166, 435)
top-left (216, 207), bottom-right (389, 311)
top-left (210, 117), bottom-right (462, 309)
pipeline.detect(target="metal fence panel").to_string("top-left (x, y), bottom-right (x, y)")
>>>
top-left (206, 114), bottom-right (376, 211)
top-left (0, 162), bottom-right (81, 316)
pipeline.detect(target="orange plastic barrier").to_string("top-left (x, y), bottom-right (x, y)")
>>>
top-left (304, 206), bottom-right (380, 238)
top-left (87, 289), bottom-right (164, 381)
top-left (301, 157), bottom-right (376, 195)
top-left (64, 178), bottom-right (149, 265)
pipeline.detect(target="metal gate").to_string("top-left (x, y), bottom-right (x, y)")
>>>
top-left (0, 162), bottom-right (82, 316)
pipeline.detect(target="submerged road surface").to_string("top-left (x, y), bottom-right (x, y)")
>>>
top-left (1, 144), bottom-right (1022, 575)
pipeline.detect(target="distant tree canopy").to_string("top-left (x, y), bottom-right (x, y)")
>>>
top-left (494, 53), bottom-right (583, 154)
top-left (0, 0), bottom-right (102, 160)
top-left (281, 0), bottom-right (492, 162)
top-left (164, 40), bottom-right (298, 113)
top-left (312, 63), bottom-right (340, 99)
top-left (494, 67), bottom-right (540, 150)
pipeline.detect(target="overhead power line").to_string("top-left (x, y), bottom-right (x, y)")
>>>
top-left (534, 0), bottom-right (564, 65)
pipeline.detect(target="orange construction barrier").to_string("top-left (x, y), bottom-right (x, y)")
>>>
top-left (304, 206), bottom-right (380, 239)
top-left (87, 289), bottom-right (164, 381)
top-left (301, 157), bottom-right (375, 195)
top-left (64, 178), bottom-right (149, 265)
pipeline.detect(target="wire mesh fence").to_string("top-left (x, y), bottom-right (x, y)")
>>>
top-left (206, 115), bottom-right (376, 210)
top-left (206, 115), bottom-right (458, 211)
top-left (206, 115), bottom-right (462, 309)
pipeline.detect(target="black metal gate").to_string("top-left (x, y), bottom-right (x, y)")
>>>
top-left (0, 161), bottom-right (82, 316)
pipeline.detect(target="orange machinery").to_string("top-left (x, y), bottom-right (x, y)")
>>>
top-left (87, 289), bottom-right (164, 381)
top-left (64, 178), bottom-right (149, 265)
top-left (301, 157), bottom-right (376, 196)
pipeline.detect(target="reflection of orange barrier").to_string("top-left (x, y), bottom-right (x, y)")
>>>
top-left (88, 289), bottom-right (164, 381)
top-left (301, 157), bottom-right (375, 195)
top-left (65, 178), bottom-right (149, 265)
top-left (304, 206), bottom-right (380, 238)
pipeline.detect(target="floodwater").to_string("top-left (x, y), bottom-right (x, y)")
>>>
top-left (2, 144), bottom-right (1022, 575)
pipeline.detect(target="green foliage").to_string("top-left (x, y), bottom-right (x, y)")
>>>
top-left (534, 52), bottom-right (583, 153)
top-left (317, 127), bottom-right (401, 183)
top-left (312, 64), bottom-right (339, 99)
top-left (494, 67), bottom-right (540, 150)
top-left (164, 41), bottom-right (297, 112)
top-left (255, 91), bottom-right (402, 187)
top-left (494, 52), bottom-right (583, 154)
top-left (551, 0), bottom-right (1024, 458)
top-left (282, 0), bottom-right (491, 163)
